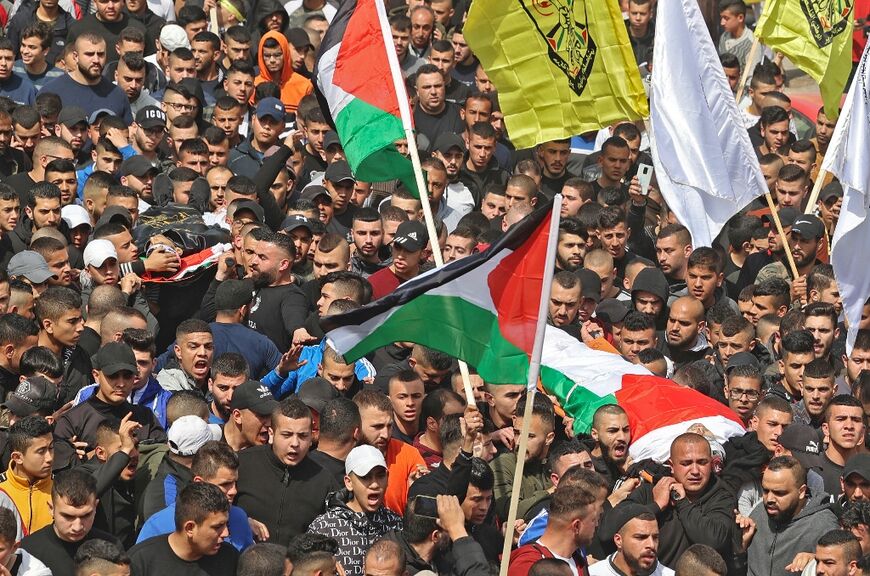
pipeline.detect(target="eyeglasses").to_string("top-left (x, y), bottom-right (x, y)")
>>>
top-left (728, 388), bottom-right (760, 400)
top-left (165, 102), bottom-right (196, 112)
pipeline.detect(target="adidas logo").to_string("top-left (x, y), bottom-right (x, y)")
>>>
top-left (257, 385), bottom-right (271, 397)
top-left (408, 232), bottom-right (418, 240)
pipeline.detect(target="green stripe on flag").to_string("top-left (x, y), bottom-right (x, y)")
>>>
top-left (343, 295), bottom-right (528, 384)
top-left (335, 97), bottom-right (419, 197)
top-left (541, 366), bottom-right (617, 434)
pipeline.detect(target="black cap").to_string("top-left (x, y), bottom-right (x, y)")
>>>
top-left (96, 206), bottom-right (133, 230)
top-left (778, 423), bottom-right (823, 470)
top-left (575, 268), bottom-right (601, 303)
top-left (3, 376), bottom-right (58, 417)
top-left (432, 133), bottom-right (466, 154)
top-left (233, 200), bottom-right (264, 223)
top-left (287, 27), bottom-right (313, 49)
top-left (596, 298), bottom-right (628, 324)
top-left (178, 77), bottom-right (205, 106)
top-left (135, 106), bottom-right (167, 130)
top-left (230, 380), bottom-right (278, 416)
top-left (598, 502), bottom-right (655, 544)
top-left (121, 156), bottom-right (160, 178)
top-left (843, 453), bottom-right (870, 482)
top-left (301, 185), bottom-right (332, 202)
top-left (324, 160), bottom-right (355, 184)
top-left (215, 279), bottom-right (254, 310)
top-left (323, 131), bottom-right (341, 150)
top-left (725, 351), bottom-right (760, 374)
top-left (392, 220), bottom-right (428, 252)
top-left (297, 377), bottom-right (340, 413)
top-left (820, 181), bottom-right (844, 203)
top-left (92, 342), bottom-right (137, 376)
top-left (762, 206), bottom-right (799, 228)
top-left (791, 214), bottom-right (825, 239)
top-left (58, 106), bottom-right (88, 128)
top-left (281, 214), bottom-right (314, 234)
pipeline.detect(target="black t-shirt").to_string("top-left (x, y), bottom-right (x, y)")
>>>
top-left (818, 452), bottom-right (845, 499)
top-left (309, 449), bottom-right (346, 486)
top-left (540, 171), bottom-right (573, 201)
top-left (296, 147), bottom-right (327, 189)
top-left (22, 526), bottom-right (119, 576)
top-left (326, 204), bottom-right (357, 241)
top-left (247, 283), bottom-right (309, 352)
top-left (129, 535), bottom-right (238, 576)
top-left (413, 102), bottom-right (464, 151)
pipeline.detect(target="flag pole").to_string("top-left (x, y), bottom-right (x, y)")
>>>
top-left (373, 0), bottom-right (478, 405)
top-left (498, 195), bottom-right (563, 576)
top-left (763, 192), bottom-right (800, 278)
top-left (804, 169), bottom-right (828, 213)
top-left (735, 38), bottom-right (760, 103)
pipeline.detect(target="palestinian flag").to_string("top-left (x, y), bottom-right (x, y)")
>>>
top-left (313, 0), bottom-right (418, 196)
top-left (321, 203), bottom-right (745, 462)
top-left (141, 244), bottom-right (230, 284)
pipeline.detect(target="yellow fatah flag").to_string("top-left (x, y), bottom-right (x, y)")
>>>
top-left (463, 0), bottom-right (649, 149)
top-left (755, 0), bottom-right (853, 120)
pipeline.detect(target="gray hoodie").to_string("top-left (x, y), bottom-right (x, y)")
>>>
top-left (747, 493), bottom-right (839, 576)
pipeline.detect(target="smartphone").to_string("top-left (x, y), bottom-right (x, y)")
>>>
top-left (412, 495), bottom-right (439, 519)
top-left (637, 163), bottom-right (653, 196)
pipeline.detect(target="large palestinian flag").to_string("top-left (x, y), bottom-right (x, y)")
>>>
top-left (313, 0), bottom-right (418, 196)
top-left (321, 203), bottom-right (744, 461)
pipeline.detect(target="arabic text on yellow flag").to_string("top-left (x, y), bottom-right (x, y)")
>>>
top-left (463, 0), bottom-right (649, 150)
top-left (755, 0), bottom-right (853, 120)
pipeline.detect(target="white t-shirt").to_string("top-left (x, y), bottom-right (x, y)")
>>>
top-left (550, 551), bottom-right (580, 576)
top-left (589, 553), bottom-right (675, 576)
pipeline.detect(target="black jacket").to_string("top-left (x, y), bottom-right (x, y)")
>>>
top-left (53, 396), bottom-right (166, 453)
top-left (80, 451), bottom-right (137, 548)
top-left (59, 345), bottom-right (93, 405)
top-left (235, 445), bottom-right (338, 546)
top-left (386, 529), bottom-right (492, 576)
top-left (140, 454), bottom-right (192, 522)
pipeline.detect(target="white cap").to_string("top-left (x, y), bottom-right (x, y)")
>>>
top-left (83, 239), bottom-right (117, 268)
top-left (167, 415), bottom-right (222, 456)
top-left (159, 24), bottom-right (191, 51)
top-left (345, 444), bottom-right (387, 477)
top-left (61, 204), bottom-right (91, 230)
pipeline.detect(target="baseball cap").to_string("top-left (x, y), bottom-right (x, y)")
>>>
top-left (61, 204), bottom-right (92, 230)
top-left (88, 109), bottom-right (114, 125)
top-left (83, 239), bottom-right (118, 268)
top-left (598, 502), bottom-right (653, 544)
top-left (595, 298), bottom-right (629, 324)
top-left (762, 206), bottom-right (798, 228)
top-left (281, 214), bottom-right (314, 234)
top-left (392, 220), bottom-right (428, 252)
top-left (301, 185), bottom-right (332, 202)
top-left (323, 131), bottom-right (342, 150)
top-left (92, 342), bottom-right (137, 376)
top-left (57, 106), bottom-right (87, 128)
top-left (8, 251), bottom-right (56, 284)
top-left (345, 444), bottom-right (387, 477)
top-left (820, 182), bottom-right (844, 203)
top-left (755, 261), bottom-right (790, 285)
top-left (214, 279), bottom-right (254, 310)
top-left (229, 380), bottom-right (278, 416)
top-left (791, 214), bottom-right (825, 239)
top-left (778, 423), bottom-right (823, 470)
top-left (324, 160), bottom-right (355, 184)
top-left (96, 206), bottom-right (133, 230)
top-left (256, 97), bottom-right (286, 121)
top-left (168, 415), bottom-right (222, 456)
top-left (843, 453), bottom-right (870, 482)
top-left (135, 106), bottom-right (167, 130)
top-left (575, 268), bottom-right (601, 303)
top-left (287, 27), bottom-right (314, 49)
top-left (121, 156), bottom-right (160, 178)
top-left (725, 351), bottom-right (760, 374)
top-left (233, 200), bottom-right (264, 223)
top-left (297, 376), bottom-right (340, 414)
top-left (159, 24), bottom-right (191, 51)
top-left (3, 376), bottom-right (58, 417)
top-left (432, 133), bottom-right (466, 154)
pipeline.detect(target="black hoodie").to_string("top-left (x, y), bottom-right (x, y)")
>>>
top-left (632, 267), bottom-right (670, 330)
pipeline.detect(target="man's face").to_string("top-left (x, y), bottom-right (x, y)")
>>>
top-left (19, 37), bottom-right (47, 68)
top-left (389, 377), bottom-right (425, 426)
top-left (598, 145), bottom-right (630, 182)
top-left (416, 72), bottom-right (446, 115)
top-left (352, 219), bottom-right (383, 258)
top-left (305, 121), bottom-right (330, 156)
top-left (312, 247), bottom-right (347, 279)
top-left (14, 122), bottom-right (41, 157)
top-left (391, 244), bottom-right (422, 279)
top-left (345, 467), bottom-right (388, 513)
top-left (318, 356), bottom-right (355, 392)
top-left (787, 150), bottom-right (816, 175)
top-left (461, 484), bottom-right (493, 526)
top-left (208, 372), bottom-right (245, 417)
top-left (628, 1), bottom-right (652, 31)
top-left (47, 171), bottom-right (78, 206)
top-left (192, 41), bottom-right (218, 73)
top-left (815, 544), bottom-right (857, 576)
top-left (779, 351), bottom-right (814, 394)
top-left (538, 142), bottom-right (570, 177)
top-left (444, 234), bottom-right (474, 263)
top-left (751, 408), bottom-right (793, 451)
top-left (549, 283), bottom-right (580, 327)
top-left (592, 412), bottom-right (630, 465)
top-left (410, 10), bottom-right (434, 48)
top-left (249, 240), bottom-right (290, 287)
top-left (253, 115), bottom-right (281, 148)
top-left (212, 106), bottom-right (242, 141)
top-left (224, 38), bottom-right (251, 64)
top-left (467, 135), bottom-right (495, 171)
top-left (235, 408), bottom-right (271, 447)
top-left (188, 511), bottom-right (229, 557)
top-left (762, 120), bottom-right (790, 152)
top-left (262, 45), bottom-right (284, 75)
top-left (223, 73), bottom-right (254, 105)
top-left (14, 433), bottom-right (53, 480)
top-left (816, 111), bottom-right (836, 149)
top-left (75, 39), bottom-right (107, 80)
top-left (556, 234), bottom-right (584, 272)
top-left (777, 178), bottom-right (808, 209)
top-left (805, 315), bottom-right (837, 359)
top-left (88, 258), bottom-right (119, 286)
top-left (481, 192), bottom-right (506, 220)
top-left (824, 405), bottom-right (865, 452)
top-left (718, 331), bottom-right (753, 367)
top-left (843, 473), bottom-right (870, 503)
top-left (656, 235), bottom-right (690, 278)
top-left (391, 26), bottom-right (410, 59)
top-left (666, 302), bottom-right (702, 350)
top-left (326, 179), bottom-right (354, 214)
top-left (205, 140), bottom-right (229, 169)
top-left (174, 331), bottom-right (214, 382)
top-left (485, 384), bottom-right (524, 424)
top-left (725, 375), bottom-right (762, 422)
top-left (96, 369), bottom-right (135, 405)
top-left (600, 223), bottom-right (629, 259)
top-left (762, 468), bottom-right (804, 522)
top-left (105, 230), bottom-right (138, 263)
top-left (561, 185), bottom-right (584, 218)
top-left (270, 413), bottom-right (312, 466)
top-left (619, 327), bottom-right (656, 364)
top-left (846, 347), bottom-right (870, 384)
top-left (475, 65), bottom-right (494, 93)
top-left (287, 228), bottom-right (312, 265)
top-left (802, 376), bottom-right (834, 420)
top-left (0, 198), bottom-right (19, 233)
top-left (429, 49), bottom-right (455, 78)
top-left (723, 65), bottom-right (740, 92)
top-left (687, 265), bottom-right (721, 306)
top-left (750, 81), bottom-right (778, 110)
top-left (52, 495), bottom-right (97, 542)
top-left (749, 294), bottom-right (783, 325)
top-left (46, 308), bottom-right (83, 346)
top-left (358, 406), bottom-right (392, 453)
top-left (44, 248), bottom-right (72, 286)
top-left (94, 0), bottom-right (121, 19)
top-left (116, 62), bottom-right (145, 101)
top-left (634, 292), bottom-right (663, 318)
top-left (512, 414), bottom-right (553, 462)
top-left (504, 185), bottom-right (532, 212)
top-left (670, 440), bottom-right (712, 498)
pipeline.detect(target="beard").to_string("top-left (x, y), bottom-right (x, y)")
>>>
top-left (251, 268), bottom-right (275, 288)
top-left (78, 60), bottom-right (102, 81)
top-left (601, 440), bottom-right (628, 466)
top-left (624, 551), bottom-right (657, 576)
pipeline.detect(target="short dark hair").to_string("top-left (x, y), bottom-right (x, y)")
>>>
top-left (622, 310), bottom-right (656, 332)
top-left (816, 529), bottom-right (862, 565)
top-left (35, 286), bottom-right (81, 324)
top-left (760, 105), bottom-right (790, 128)
top-left (781, 329), bottom-right (815, 357)
top-left (191, 440), bottom-right (239, 479)
top-left (19, 346), bottom-right (63, 379)
top-left (469, 457), bottom-right (494, 491)
top-left (210, 352), bottom-right (248, 380)
top-left (318, 398), bottom-right (360, 444)
top-left (272, 397), bottom-right (312, 430)
top-left (174, 482), bottom-right (230, 530)
top-left (74, 539), bottom-right (130, 574)
top-left (237, 543), bottom-right (288, 576)
top-left (8, 416), bottom-right (51, 455)
top-left (754, 278), bottom-right (791, 309)
top-left (674, 544), bottom-right (727, 576)
top-left (766, 454), bottom-right (806, 486)
top-left (0, 313), bottom-right (39, 346)
top-left (52, 468), bottom-right (97, 506)
top-left (687, 246), bottom-right (723, 273)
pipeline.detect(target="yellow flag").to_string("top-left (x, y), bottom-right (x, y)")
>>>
top-left (756, 0), bottom-right (853, 120)
top-left (463, 0), bottom-right (649, 149)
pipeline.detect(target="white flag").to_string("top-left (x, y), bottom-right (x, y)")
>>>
top-left (649, 0), bottom-right (768, 248)
top-left (822, 43), bottom-right (870, 352)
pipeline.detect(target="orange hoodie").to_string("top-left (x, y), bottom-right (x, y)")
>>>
top-left (254, 30), bottom-right (312, 114)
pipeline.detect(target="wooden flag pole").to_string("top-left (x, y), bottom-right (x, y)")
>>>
top-left (735, 38), bottom-right (760, 103)
top-left (804, 169), bottom-right (829, 213)
top-left (498, 195), bottom-right (563, 576)
top-left (763, 192), bottom-right (801, 279)
top-left (374, 0), bottom-right (477, 406)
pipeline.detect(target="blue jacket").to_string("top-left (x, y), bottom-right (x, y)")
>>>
top-left (137, 502), bottom-right (254, 551)
top-left (261, 340), bottom-right (376, 399)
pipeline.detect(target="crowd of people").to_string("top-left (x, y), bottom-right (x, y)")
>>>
top-left (0, 0), bottom-right (859, 574)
